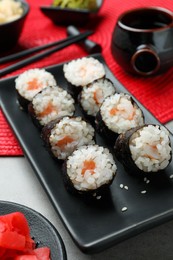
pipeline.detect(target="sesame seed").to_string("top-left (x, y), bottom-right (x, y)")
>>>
top-left (144, 177), bottom-right (147, 182)
top-left (124, 186), bottom-right (128, 190)
top-left (96, 196), bottom-right (101, 200)
top-left (146, 180), bottom-right (150, 184)
top-left (170, 174), bottom-right (173, 179)
top-left (120, 184), bottom-right (124, 189)
top-left (122, 207), bottom-right (127, 212)
top-left (141, 190), bottom-right (147, 194)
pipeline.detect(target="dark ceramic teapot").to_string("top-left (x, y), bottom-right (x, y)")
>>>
top-left (111, 7), bottom-right (173, 76)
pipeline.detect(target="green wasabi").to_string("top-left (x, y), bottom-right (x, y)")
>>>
top-left (52, 0), bottom-right (98, 11)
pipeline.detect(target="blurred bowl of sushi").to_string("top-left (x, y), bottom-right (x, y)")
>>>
top-left (0, 0), bottom-right (29, 52)
top-left (40, 0), bottom-right (103, 26)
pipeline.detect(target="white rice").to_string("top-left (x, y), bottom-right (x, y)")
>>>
top-left (80, 78), bottom-right (116, 116)
top-left (129, 125), bottom-right (172, 172)
top-left (63, 57), bottom-right (105, 87)
top-left (49, 117), bottom-right (95, 160)
top-left (31, 86), bottom-right (75, 126)
top-left (100, 93), bottom-right (144, 134)
top-left (15, 68), bottom-right (57, 101)
top-left (66, 145), bottom-right (117, 191)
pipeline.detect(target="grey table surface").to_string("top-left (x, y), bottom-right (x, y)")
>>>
top-left (0, 121), bottom-right (173, 260)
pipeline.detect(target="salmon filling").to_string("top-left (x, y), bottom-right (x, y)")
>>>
top-left (27, 78), bottom-right (43, 91)
top-left (81, 160), bottom-right (96, 175)
top-left (109, 98), bottom-right (135, 120)
top-left (38, 102), bottom-right (57, 117)
top-left (93, 89), bottom-right (103, 105)
top-left (56, 136), bottom-right (74, 149)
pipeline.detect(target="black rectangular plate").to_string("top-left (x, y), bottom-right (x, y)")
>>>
top-left (0, 54), bottom-right (173, 254)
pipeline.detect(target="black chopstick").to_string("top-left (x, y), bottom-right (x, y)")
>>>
top-left (0, 33), bottom-right (89, 64)
top-left (0, 30), bottom-right (93, 77)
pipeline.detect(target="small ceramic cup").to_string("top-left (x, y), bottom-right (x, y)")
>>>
top-left (111, 7), bottom-right (173, 76)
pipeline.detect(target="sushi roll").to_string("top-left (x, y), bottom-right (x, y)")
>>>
top-left (63, 57), bottom-right (106, 98)
top-left (78, 78), bottom-right (116, 120)
top-left (95, 93), bottom-right (144, 143)
top-left (15, 68), bottom-right (57, 110)
top-left (28, 85), bottom-right (75, 128)
top-left (41, 116), bottom-right (95, 161)
top-left (114, 124), bottom-right (172, 175)
top-left (62, 144), bottom-right (117, 197)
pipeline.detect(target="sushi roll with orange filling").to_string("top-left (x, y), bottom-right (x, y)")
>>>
top-left (114, 124), bottom-right (172, 176)
top-left (63, 57), bottom-right (106, 99)
top-left (15, 68), bottom-right (57, 110)
top-left (95, 93), bottom-right (144, 143)
top-left (41, 116), bottom-right (95, 161)
top-left (78, 78), bottom-right (116, 121)
top-left (62, 145), bottom-right (117, 197)
top-left (28, 85), bottom-right (75, 128)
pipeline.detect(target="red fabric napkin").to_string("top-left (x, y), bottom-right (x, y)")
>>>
top-left (1, 0), bottom-right (173, 156)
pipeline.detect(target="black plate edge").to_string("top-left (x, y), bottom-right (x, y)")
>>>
top-left (82, 208), bottom-right (173, 254)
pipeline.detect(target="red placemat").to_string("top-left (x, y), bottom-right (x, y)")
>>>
top-left (1, 0), bottom-right (173, 156)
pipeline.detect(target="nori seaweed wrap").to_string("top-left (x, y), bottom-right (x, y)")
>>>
top-left (28, 85), bottom-right (75, 129)
top-left (62, 144), bottom-right (117, 198)
top-left (15, 68), bottom-right (57, 111)
top-left (114, 124), bottom-right (172, 176)
top-left (78, 77), bottom-right (116, 124)
top-left (63, 57), bottom-right (106, 100)
top-left (95, 93), bottom-right (145, 144)
top-left (41, 116), bottom-right (95, 161)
